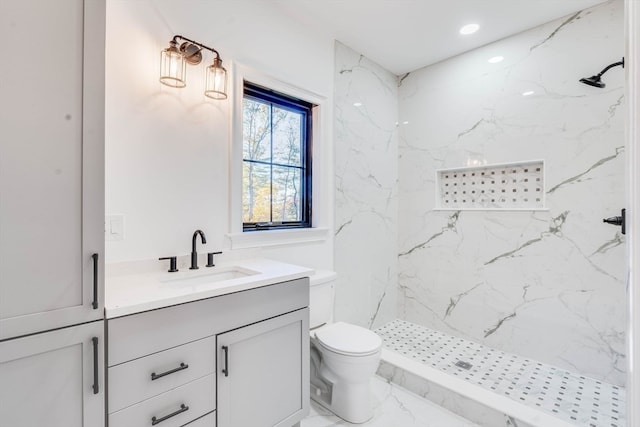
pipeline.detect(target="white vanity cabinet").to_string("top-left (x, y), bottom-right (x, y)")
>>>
top-left (217, 309), bottom-right (309, 427)
top-left (107, 278), bottom-right (310, 427)
top-left (0, 0), bottom-right (105, 425)
top-left (0, 321), bottom-right (105, 427)
top-left (0, 0), bottom-right (105, 341)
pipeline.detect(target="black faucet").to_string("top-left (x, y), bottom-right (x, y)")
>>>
top-left (190, 230), bottom-right (207, 270)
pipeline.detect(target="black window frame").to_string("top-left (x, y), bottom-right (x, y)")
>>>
top-left (242, 81), bottom-right (313, 231)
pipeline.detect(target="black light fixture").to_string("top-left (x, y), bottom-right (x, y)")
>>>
top-left (159, 35), bottom-right (227, 100)
top-left (579, 57), bottom-right (624, 89)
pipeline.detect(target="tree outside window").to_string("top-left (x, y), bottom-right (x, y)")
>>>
top-left (242, 82), bottom-right (312, 230)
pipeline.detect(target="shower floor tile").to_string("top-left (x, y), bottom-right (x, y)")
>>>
top-left (375, 319), bottom-right (625, 427)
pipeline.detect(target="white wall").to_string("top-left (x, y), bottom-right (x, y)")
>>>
top-left (333, 42), bottom-right (399, 329)
top-left (398, 0), bottom-right (626, 385)
top-left (105, 0), bottom-right (334, 269)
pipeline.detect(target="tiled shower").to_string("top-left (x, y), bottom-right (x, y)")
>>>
top-left (334, 0), bottom-right (626, 425)
top-left (377, 319), bottom-right (625, 426)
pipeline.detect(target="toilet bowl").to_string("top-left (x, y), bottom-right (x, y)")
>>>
top-left (309, 271), bottom-right (382, 424)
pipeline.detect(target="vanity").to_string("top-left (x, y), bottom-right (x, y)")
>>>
top-left (105, 258), bottom-right (312, 427)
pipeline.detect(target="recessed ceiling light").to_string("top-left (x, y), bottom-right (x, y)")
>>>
top-left (488, 56), bottom-right (504, 64)
top-left (459, 23), bottom-right (480, 35)
top-left (353, 102), bottom-right (362, 107)
top-left (522, 91), bottom-right (535, 96)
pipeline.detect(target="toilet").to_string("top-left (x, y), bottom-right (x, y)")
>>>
top-left (309, 271), bottom-right (382, 424)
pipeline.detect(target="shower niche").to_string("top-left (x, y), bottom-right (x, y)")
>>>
top-left (436, 160), bottom-right (546, 210)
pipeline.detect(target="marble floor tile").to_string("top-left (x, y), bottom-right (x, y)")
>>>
top-left (301, 375), bottom-right (479, 427)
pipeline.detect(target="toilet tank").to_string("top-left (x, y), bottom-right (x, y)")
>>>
top-left (309, 270), bottom-right (337, 329)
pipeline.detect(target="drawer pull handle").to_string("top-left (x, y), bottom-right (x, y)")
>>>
top-left (222, 345), bottom-right (229, 377)
top-left (150, 362), bottom-right (189, 381)
top-left (91, 253), bottom-right (99, 309)
top-left (151, 403), bottom-right (189, 425)
top-left (92, 337), bottom-right (99, 394)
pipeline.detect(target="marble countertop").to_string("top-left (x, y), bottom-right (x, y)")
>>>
top-left (105, 258), bottom-right (313, 318)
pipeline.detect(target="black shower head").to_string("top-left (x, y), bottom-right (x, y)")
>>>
top-left (580, 75), bottom-right (606, 88)
top-left (579, 58), bottom-right (624, 89)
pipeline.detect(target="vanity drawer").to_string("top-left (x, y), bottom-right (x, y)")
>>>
top-left (183, 411), bottom-right (216, 426)
top-left (109, 374), bottom-right (215, 427)
top-left (109, 336), bottom-right (216, 413)
top-left (109, 278), bottom-right (309, 365)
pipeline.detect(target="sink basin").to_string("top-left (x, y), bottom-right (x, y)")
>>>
top-left (160, 267), bottom-right (259, 287)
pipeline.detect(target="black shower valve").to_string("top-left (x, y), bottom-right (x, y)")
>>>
top-left (602, 208), bottom-right (625, 235)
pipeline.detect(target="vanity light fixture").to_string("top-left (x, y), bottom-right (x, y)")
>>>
top-left (159, 39), bottom-right (186, 88)
top-left (159, 35), bottom-right (228, 100)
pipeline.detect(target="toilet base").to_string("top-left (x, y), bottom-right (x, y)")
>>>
top-left (310, 379), bottom-right (374, 424)
top-left (308, 323), bottom-right (382, 424)
top-left (310, 345), bottom-right (376, 424)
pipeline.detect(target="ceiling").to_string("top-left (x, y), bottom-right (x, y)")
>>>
top-left (274, 0), bottom-right (608, 75)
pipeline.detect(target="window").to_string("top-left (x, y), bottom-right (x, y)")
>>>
top-left (242, 81), bottom-right (313, 231)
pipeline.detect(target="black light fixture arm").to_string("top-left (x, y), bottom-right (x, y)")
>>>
top-left (172, 34), bottom-right (221, 59)
top-left (596, 57), bottom-right (624, 78)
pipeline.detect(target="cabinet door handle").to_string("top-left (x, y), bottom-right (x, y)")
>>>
top-left (92, 337), bottom-right (99, 394)
top-left (91, 253), bottom-right (99, 309)
top-left (151, 404), bottom-right (189, 425)
top-left (151, 362), bottom-right (189, 381)
top-left (222, 345), bottom-right (229, 377)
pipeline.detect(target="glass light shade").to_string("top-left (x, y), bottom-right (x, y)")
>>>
top-left (204, 58), bottom-right (227, 100)
top-left (159, 43), bottom-right (186, 88)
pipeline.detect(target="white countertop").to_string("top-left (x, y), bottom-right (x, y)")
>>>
top-left (105, 258), bottom-right (313, 318)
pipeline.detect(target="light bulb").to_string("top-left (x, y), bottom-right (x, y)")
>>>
top-left (159, 41), bottom-right (186, 88)
top-left (204, 57), bottom-right (227, 100)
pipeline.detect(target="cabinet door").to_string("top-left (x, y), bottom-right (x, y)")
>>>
top-left (217, 309), bottom-right (309, 427)
top-left (0, 0), bottom-right (105, 340)
top-left (0, 320), bottom-right (105, 427)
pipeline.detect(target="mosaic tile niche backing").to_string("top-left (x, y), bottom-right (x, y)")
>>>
top-left (437, 161), bottom-right (545, 210)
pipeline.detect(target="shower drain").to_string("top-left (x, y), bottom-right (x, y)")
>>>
top-left (455, 360), bottom-right (473, 370)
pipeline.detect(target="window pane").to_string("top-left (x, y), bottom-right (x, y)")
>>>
top-left (272, 107), bottom-right (302, 167)
top-left (242, 82), bottom-right (312, 230)
top-left (243, 161), bottom-right (271, 223)
top-left (272, 166), bottom-right (302, 222)
top-left (243, 98), bottom-right (271, 162)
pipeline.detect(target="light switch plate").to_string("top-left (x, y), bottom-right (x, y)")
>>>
top-left (105, 214), bottom-right (124, 241)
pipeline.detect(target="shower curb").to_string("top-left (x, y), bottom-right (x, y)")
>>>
top-left (377, 349), bottom-right (576, 427)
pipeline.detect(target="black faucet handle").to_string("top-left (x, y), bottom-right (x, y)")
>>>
top-left (206, 251), bottom-right (223, 267)
top-left (159, 256), bottom-right (178, 273)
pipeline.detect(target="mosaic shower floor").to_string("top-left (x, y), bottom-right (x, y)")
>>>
top-left (375, 320), bottom-right (625, 427)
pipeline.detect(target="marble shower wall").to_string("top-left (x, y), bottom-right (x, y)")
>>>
top-left (334, 42), bottom-right (399, 329)
top-left (397, 0), bottom-right (626, 385)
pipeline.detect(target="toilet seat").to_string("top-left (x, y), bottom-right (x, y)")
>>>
top-left (314, 321), bottom-right (382, 357)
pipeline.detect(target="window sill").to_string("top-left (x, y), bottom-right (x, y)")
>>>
top-left (226, 227), bottom-right (329, 249)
